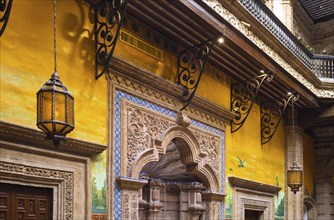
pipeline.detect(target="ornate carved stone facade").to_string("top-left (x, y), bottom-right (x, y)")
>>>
top-left (109, 70), bottom-right (230, 219)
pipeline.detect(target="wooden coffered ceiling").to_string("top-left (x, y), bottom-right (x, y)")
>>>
top-left (126, 0), bottom-right (320, 110)
top-left (299, 0), bottom-right (334, 23)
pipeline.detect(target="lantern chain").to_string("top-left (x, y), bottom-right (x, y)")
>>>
top-left (292, 100), bottom-right (295, 162)
top-left (54, 0), bottom-right (57, 72)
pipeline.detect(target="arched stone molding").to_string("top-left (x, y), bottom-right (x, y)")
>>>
top-left (130, 124), bottom-right (220, 192)
top-left (303, 196), bottom-right (317, 220)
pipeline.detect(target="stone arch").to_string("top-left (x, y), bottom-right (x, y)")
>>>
top-left (129, 124), bottom-right (220, 192)
top-left (304, 196), bottom-right (317, 220)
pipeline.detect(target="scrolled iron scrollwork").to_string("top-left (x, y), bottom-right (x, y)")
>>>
top-left (261, 91), bottom-right (299, 145)
top-left (231, 72), bottom-right (273, 133)
top-left (0, 0), bottom-right (13, 37)
top-left (88, 0), bottom-right (129, 79)
top-left (178, 37), bottom-right (220, 111)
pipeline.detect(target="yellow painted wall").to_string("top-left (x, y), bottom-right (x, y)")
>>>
top-left (1, 2), bottom-right (287, 217)
top-left (115, 27), bottom-right (285, 187)
top-left (303, 134), bottom-right (315, 197)
top-left (225, 104), bottom-right (285, 187)
top-left (1, 0), bottom-right (107, 144)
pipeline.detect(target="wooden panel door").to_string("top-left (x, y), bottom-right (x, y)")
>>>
top-left (0, 183), bottom-right (52, 220)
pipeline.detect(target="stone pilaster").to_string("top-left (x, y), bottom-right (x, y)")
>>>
top-left (116, 177), bottom-right (148, 220)
top-left (145, 178), bottom-right (164, 220)
top-left (180, 182), bottom-right (206, 220)
top-left (284, 125), bottom-right (304, 220)
top-left (281, 0), bottom-right (294, 31)
top-left (313, 125), bottom-right (334, 220)
top-left (202, 192), bottom-right (226, 220)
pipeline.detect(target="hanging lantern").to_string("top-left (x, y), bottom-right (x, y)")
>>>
top-left (287, 161), bottom-right (303, 194)
top-left (36, 0), bottom-right (74, 146)
top-left (36, 72), bottom-right (74, 145)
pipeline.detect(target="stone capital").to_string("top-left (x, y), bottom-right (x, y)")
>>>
top-left (116, 177), bottom-right (148, 190)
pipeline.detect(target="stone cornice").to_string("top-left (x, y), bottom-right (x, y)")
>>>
top-left (202, 191), bottom-right (226, 201)
top-left (0, 121), bottom-right (107, 157)
top-left (108, 57), bottom-right (235, 130)
top-left (228, 176), bottom-right (281, 194)
top-left (116, 177), bottom-right (148, 190)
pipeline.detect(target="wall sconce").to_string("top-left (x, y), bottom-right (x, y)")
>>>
top-left (36, 0), bottom-right (74, 146)
top-left (287, 94), bottom-right (303, 193)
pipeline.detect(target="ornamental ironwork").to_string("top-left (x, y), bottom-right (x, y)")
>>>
top-left (0, 0), bottom-right (13, 37)
top-left (260, 91), bottom-right (299, 145)
top-left (178, 36), bottom-right (223, 111)
top-left (86, 0), bottom-right (129, 79)
top-left (231, 72), bottom-right (273, 133)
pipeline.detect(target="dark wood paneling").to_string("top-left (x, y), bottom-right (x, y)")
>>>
top-left (0, 183), bottom-right (52, 220)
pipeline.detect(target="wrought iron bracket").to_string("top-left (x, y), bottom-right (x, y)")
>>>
top-left (87, 0), bottom-right (129, 79)
top-left (0, 0), bottom-right (13, 37)
top-left (231, 72), bottom-right (273, 133)
top-left (260, 91), bottom-right (299, 145)
top-left (178, 36), bottom-right (223, 111)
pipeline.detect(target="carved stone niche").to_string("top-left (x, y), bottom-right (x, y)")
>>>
top-left (228, 176), bottom-right (281, 220)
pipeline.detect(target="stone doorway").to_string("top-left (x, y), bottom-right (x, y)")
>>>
top-left (245, 209), bottom-right (264, 220)
top-left (0, 183), bottom-right (53, 220)
top-left (139, 143), bottom-right (206, 220)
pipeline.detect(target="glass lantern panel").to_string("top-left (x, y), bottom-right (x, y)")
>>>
top-left (41, 92), bottom-right (53, 122)
top-left (44, 122), bottom-right (53, 133)
top-left (287, 170), bottom-right (303, 185)
top-left (55, 124), bottom-right (66, 134)
top-left (67, 96), bottom-right (74, 126)
top-left (54, 92), bottom-right (66, 123)
top-left (62, 125), bottom-right (73, 135)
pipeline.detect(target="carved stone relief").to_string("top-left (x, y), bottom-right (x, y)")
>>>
top-left (116, 97), bottom-right (225, 219)
top-left (124, 103), bottom-right (174, 173)
top-left (122, 190), bottom-right (140, 220)
top-left (122, 100), bottom-right (222, 190)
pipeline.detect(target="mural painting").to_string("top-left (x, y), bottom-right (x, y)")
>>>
top-left (92, 151), bottom-right (107, 214)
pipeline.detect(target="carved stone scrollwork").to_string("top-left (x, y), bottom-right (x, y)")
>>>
top-left (231, 72), bottom-right (273, 132)
top-left (126, 106), bottom-right (174, 172)
top-left (0, 0), bottom-right (13, 37)
top-left (86, 0), bottom-right (129, 79)
top-left (178, 37), bottom-right (220, 111)
top-left (261, 91), bottom-right (299, 144)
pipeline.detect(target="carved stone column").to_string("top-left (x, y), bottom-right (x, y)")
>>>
top-left (116, 177), bottom-right (148, 220)
top-left (284, 125), bottom-right (304, 220)
top-left (281, 0), bottom-right (294, 31)
top-left (144, 178), bottom-right (164, 220)
top-left (312, 125), bottom-right (334, 220)
top-left (180, 182), bottom-right (206, 220)
top-left (202, 192), bottom-right (226, 220)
